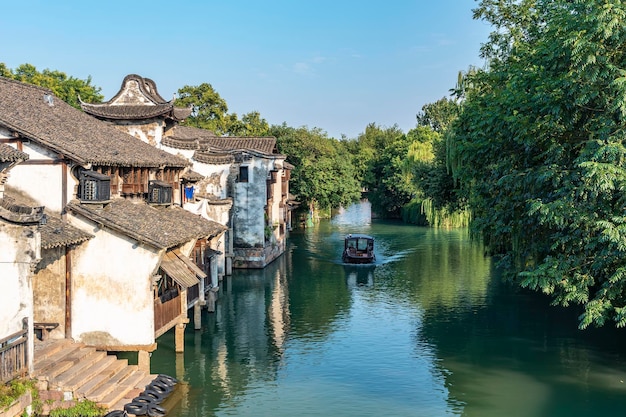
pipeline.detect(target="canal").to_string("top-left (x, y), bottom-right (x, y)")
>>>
top-left (150, 201), bottom-right (626, 417)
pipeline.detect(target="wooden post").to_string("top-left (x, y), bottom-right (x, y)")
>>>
top-left (175, 322), bottom-right (185, 353)
top-left (206, 288), bottom-right (217, 313)
top-left (137, 350), bottom-right (150, 373)
top-left (194, 303), bottom-right (201, 330)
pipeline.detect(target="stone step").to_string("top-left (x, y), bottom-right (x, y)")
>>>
top-left (109, 373), bottom-right (161, 413)
top-left (33, 340), bottom-right (172, 414)
top-left (61, 354), bottom-right (117, 393)
top-left (34, 343), bottom-right (83, 379)
top-left (45, 346), bottom-right (99, 382)
top-left (50, 349), bottom-right (106, 390)
top-left (96, 367), bottom-right (145, 409)
top-left (75, 359), bottom-right (127, 398)
top-left (33, 339), bottom-right (74, 361)
top-left (89, 365), bottom-right (136, 404)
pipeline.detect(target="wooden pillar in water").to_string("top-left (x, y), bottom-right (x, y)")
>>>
top-left (175, 322), bottom-right (186, 353)
top-left (206, 288), bottom-right (217, 312)
top-left (194, 302), bottom-right (202, 330)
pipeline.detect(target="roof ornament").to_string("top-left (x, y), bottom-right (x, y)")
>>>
top-left (43, 94), bottom-right (54, 106)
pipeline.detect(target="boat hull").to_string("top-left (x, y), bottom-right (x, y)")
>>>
top-left (342, 252), bottom-right (375, 264)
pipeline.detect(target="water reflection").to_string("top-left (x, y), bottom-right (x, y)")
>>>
top-left (150, 201), bottom-right (626, 417)
top-left (343, 265), bottom-right (375, 288)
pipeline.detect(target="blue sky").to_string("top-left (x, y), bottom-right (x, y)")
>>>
top-left (2, 0), bottom-right (491, 139)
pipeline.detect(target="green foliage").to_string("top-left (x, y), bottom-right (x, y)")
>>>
top-left (361, 124), bottom-right (415, 218)
top-left (48, 400), bottom-right (106, 417)
top-left (176, 84), bottom-right (270, 136)
top-left (0, 63), bottom-right (103, 109)
top-left (271, 124), bottom-right (362, 211)
top-left (451, 0), bottom-right (626, 328)
top-left (416, 97), bottom-right (460, 133)
top-left (175, 83), bottom-right (231, 134)
top-left (0, 379), bottom-right (35, 410)
top-left (228, 111), bottom-right (270, 136)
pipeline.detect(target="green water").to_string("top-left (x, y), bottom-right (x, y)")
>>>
top-left (150, 202), bottom-right (626, 417)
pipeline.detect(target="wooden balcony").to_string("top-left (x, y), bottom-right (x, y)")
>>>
top-left (154, 291), bottom-right (186, 338)
top-left (121, 183), bottom-right (146, 194)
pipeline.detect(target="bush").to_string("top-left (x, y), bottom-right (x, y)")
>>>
top-left (0, 379), bottom-right (35, 410)
top-left (49, 400), bottom-right (106, 417)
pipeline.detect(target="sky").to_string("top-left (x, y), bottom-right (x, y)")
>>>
top-left (2, 0), bottom-right (491, 139)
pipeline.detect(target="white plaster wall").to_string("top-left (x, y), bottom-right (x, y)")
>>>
top-left (8, 142), bottom-right (76, 212)
top-left (0, 223), bottom-right (38, 374)
top-left (190, 162), bottom-right (231, 199)
top-left (68, 214), bottom-right (160, 347)
top-left (114, 120), bottom-right (164, 147)
top-left (233, 158), bottom-right (266, 246)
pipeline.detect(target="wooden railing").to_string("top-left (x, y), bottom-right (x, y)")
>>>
top-left (154, 293), bottom-right (182, 332)
top-left (0, 327), bottom-right (28, 383)
top-left (187, 284), bottom-right (199, 306)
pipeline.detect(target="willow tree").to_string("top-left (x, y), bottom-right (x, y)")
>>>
top-left (452, 0), bottom-right (626, 328)
top-left (405, 98), bottom-right (468, 227)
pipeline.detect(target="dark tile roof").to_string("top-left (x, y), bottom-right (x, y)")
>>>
top-left (164, 125), bottom-right (278, 155)
top-left (1, 189), bottom-right (93, 248)
top-left (167, 125), bottom-right (217, 140)
top-left (65, 198), bottom-right (227, 249)
top-left (203, 137), bottom-right (278, 155)
top-left (0, 196), bottom-right (44, 224)
top-left (79, 103), bottom-right (181, 120)
top-left (181, 169), bottom-right (205, 181)
top-left (0, 144), bottom-right (28, 162)
top-left (193, 151), bottom-right (235, 165)
top-left (0, 77), bottom-right (190, 168)
top-left (40, 213), bottom-right (94, 249)
top-left (80, 74), bottom-right (191, 121)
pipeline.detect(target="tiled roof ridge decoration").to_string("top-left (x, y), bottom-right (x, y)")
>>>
top-left (80, 74), bottom-right (192, 121)
top-left (0, 76), bottom-right (190, 168)
top-left (192, 150), bottom-right (235, 165)
top-left (109, 74), bottom-right (170, 105)
top-left (65, 198), bottom-right (227, 249)
top-left (0, 195), bottom-right (44, 224)
top-left (0, 143), bottom-right (29, 162)
top-left (2, 187), bottom-right (93, 248)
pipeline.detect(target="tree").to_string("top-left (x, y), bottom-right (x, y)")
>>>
top-left (227, 111), bottom-right (270, 136)
top-left (451, 0), bottom-right (626, 328)
top-left (175, 83), bottom-right (231, 134)
top-left (361, 124), bottom-right (415, 218)
top-left (271, 124), bottom-right (361, 211)
top-left (2, 63), bottom-right (103, 108)
top-left (416, 97), bottom-right (459, 133)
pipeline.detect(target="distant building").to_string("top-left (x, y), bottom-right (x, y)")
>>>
top-left (81, 74), bottom-right (295, 269)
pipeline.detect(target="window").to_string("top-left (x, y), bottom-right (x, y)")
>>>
top-left (148, 180), bottom-right (172, 205)
top-left (239, 166), bottom-right (249, 183)
top-left (79, 170), bottom-right (111, 202)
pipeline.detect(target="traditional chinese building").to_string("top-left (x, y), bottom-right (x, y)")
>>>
top-left (0, 77), bottom-right (226, 370)
top-left (81, 74), bottom-right (294, 269)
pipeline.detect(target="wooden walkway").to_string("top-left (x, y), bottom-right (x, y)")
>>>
top-left (33, 339), bottom-right (157, 413)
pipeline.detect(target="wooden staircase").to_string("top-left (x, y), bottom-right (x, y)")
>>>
top-left (33, 339), bottom-right (157, 412)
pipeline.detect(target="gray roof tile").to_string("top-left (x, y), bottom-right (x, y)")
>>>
top-left (0, 77), bottom-right (190, 168)
top-left (65, 198), bottom-right (227, 249)
top-left (0, 143), bottom-right (28, 162)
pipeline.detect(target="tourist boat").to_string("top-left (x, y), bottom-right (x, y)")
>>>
top-left (342, 234), bottom-right (375, 264)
